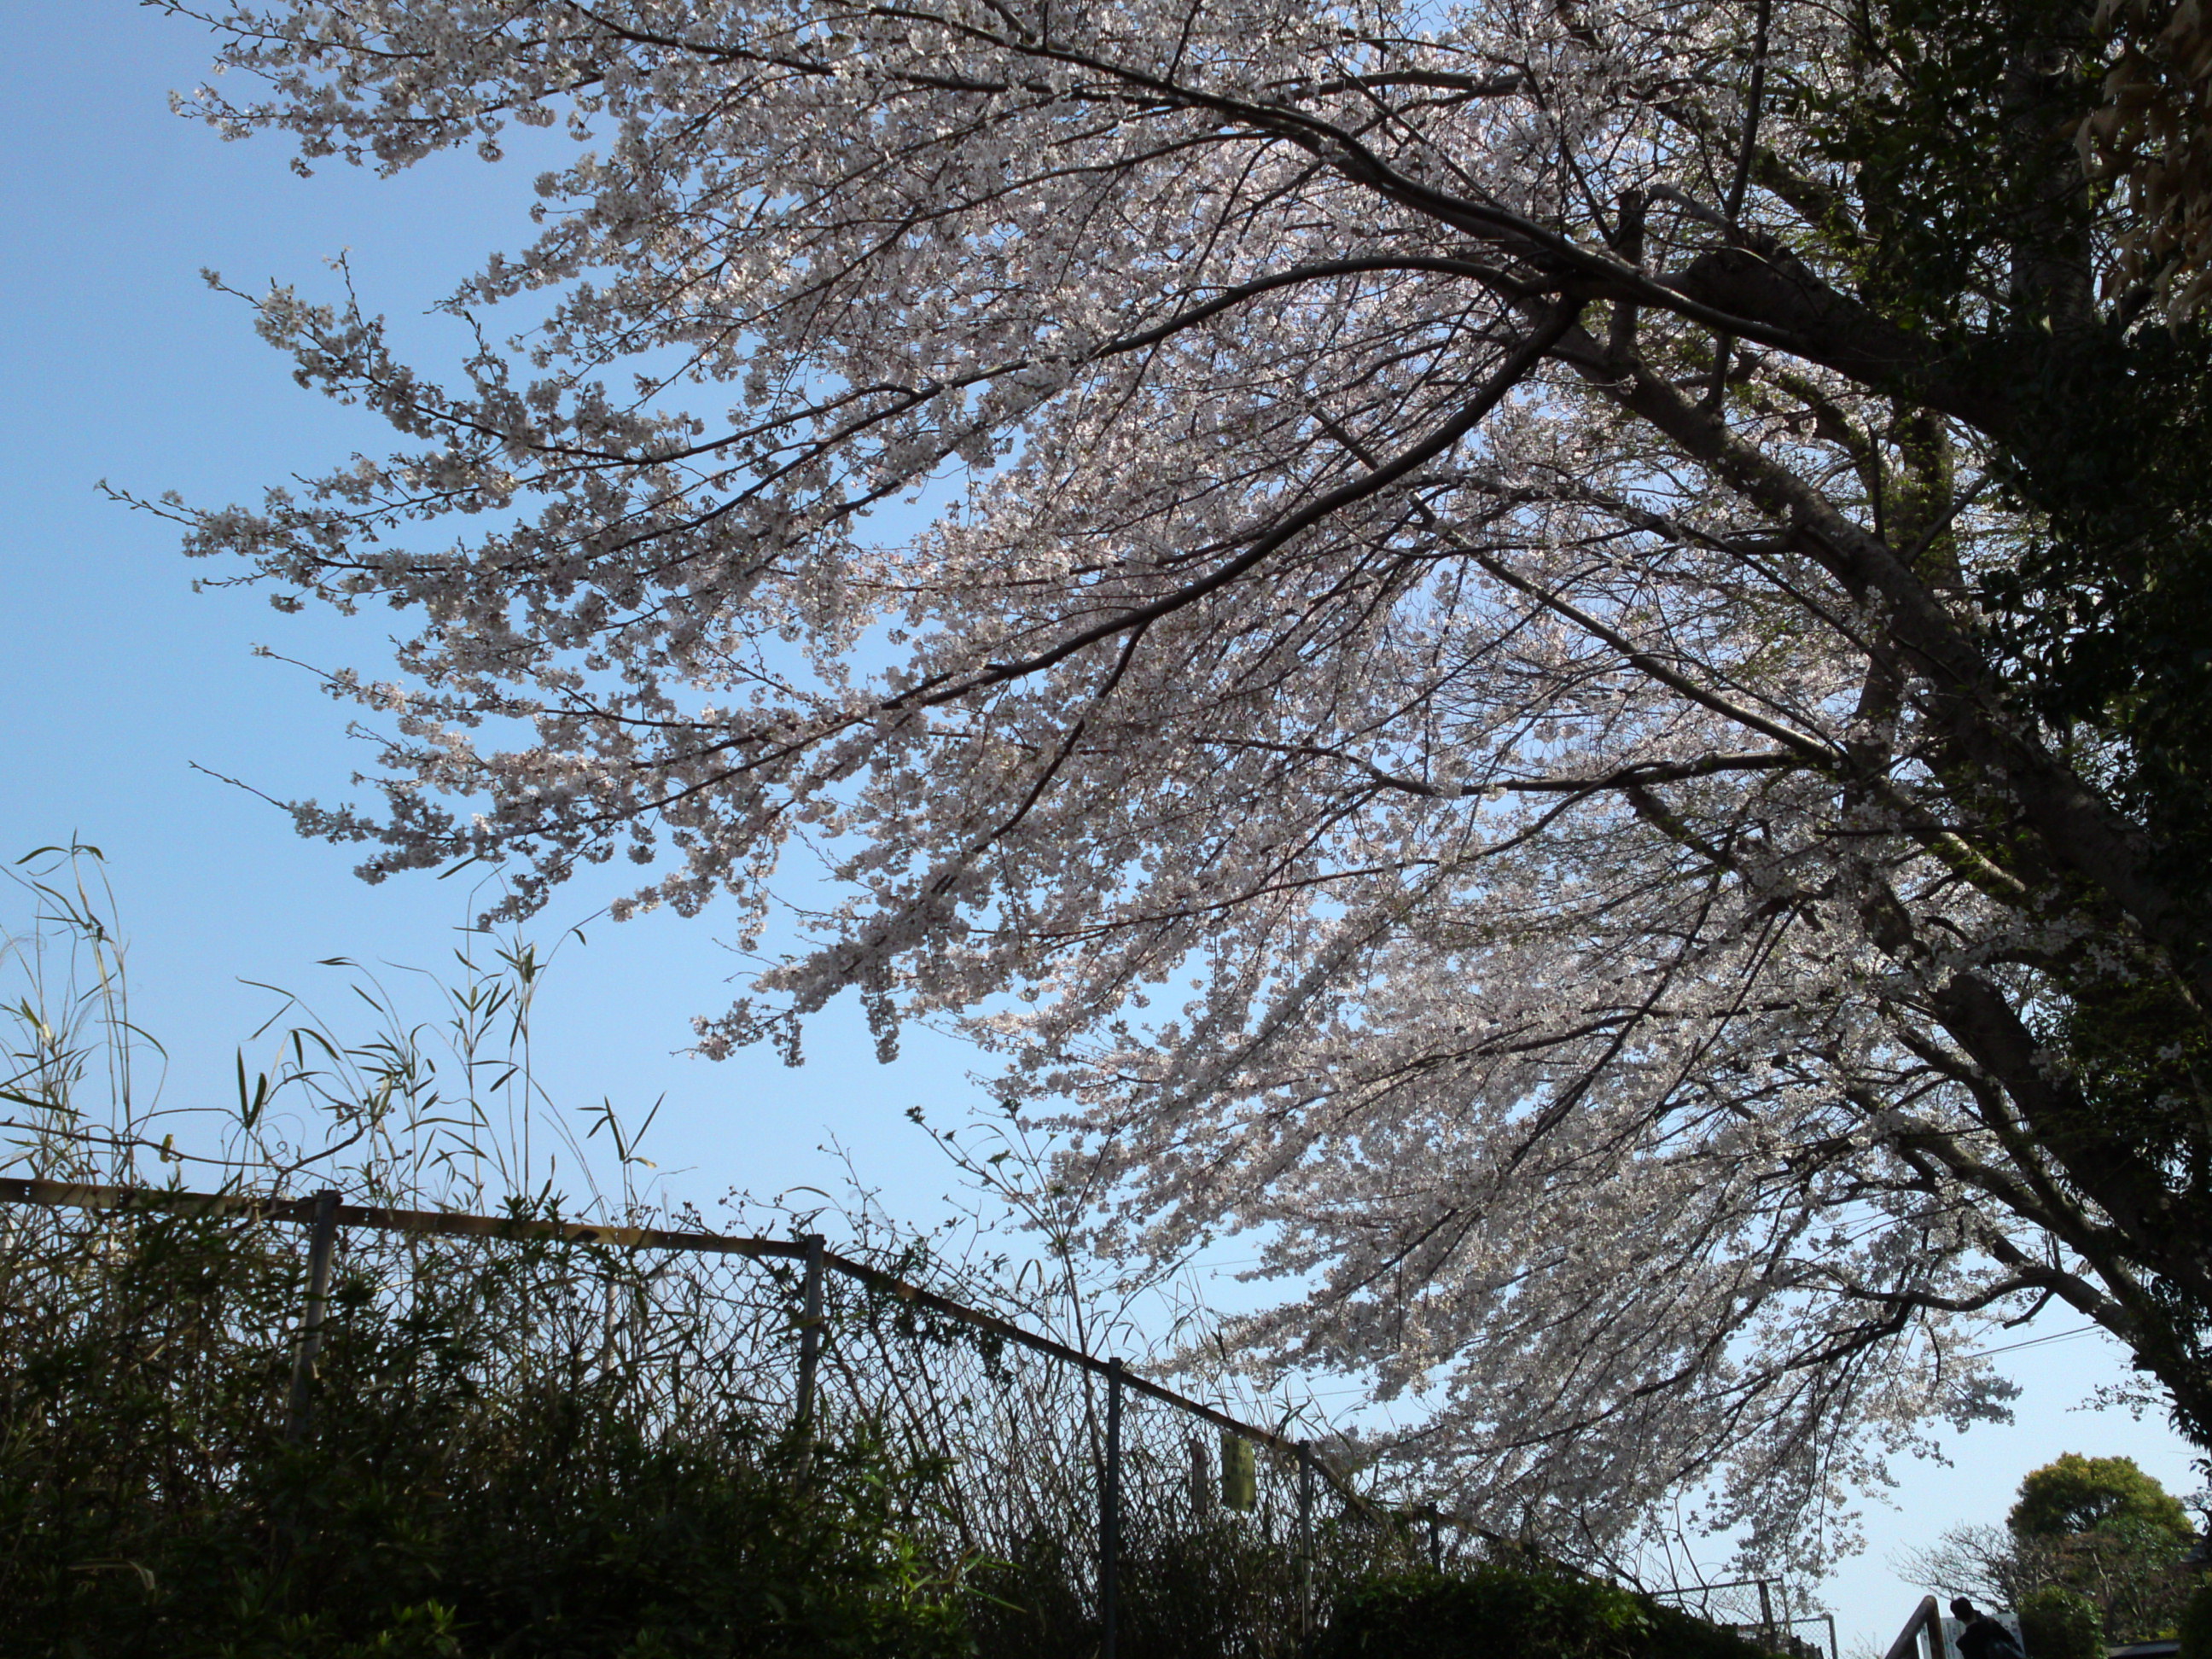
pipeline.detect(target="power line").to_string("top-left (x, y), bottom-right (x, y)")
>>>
top-left (1964, 1323), bottom-right (2099, 1359)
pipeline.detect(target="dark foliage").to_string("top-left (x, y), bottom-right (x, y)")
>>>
top-left (1320, 1563), bottom-right (1786, 1659)
top-left (0, 1207), bottom-right (971, 1659)
top-left (2174, 1580), bottom-right (2212, 1659)
top-left (2019, 1586), bottom-right (2103, 1659)
top-left (0, 1193), bottom-right (1428, 1659)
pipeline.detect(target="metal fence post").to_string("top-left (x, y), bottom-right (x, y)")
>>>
top-left (794, 1233), bottom-right (825, 1441)
top-left (283, 1189), bottom-right (341, 1444)
top-left (1102, 1356), bottom-right (1122, 1659)
top-left (1297, 1439), bottom-right (1316, 1648)
top-left (1758, 1579), bottom-right (1776, 1651)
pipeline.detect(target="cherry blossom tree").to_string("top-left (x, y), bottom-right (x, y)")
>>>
top-left (143, 0), bottom-right (2212, 1566)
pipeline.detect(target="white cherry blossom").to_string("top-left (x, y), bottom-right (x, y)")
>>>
top-left (142, 0), bottom-right (2203, 1569)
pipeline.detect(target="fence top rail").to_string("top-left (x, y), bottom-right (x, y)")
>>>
top-left (0, 1174), bottom-right (1375, 1515)
top-left (1650, 1578), bottom-right (1775, 1598)
top-left (0, 1175), bottom-right (810, 1260)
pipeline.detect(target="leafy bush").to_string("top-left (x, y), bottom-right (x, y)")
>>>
top-left (0, 1206), bottom-right (975, 1659)
top-left (2019, 1586), bottom-right (2102, 1659)
top-left (966, 1509), bottom-right (1353, 1659)
top-left (1323, 1563), bottom-right (1783, 1659)
top-left (2175, 1580), bottom-right (2212, 1659)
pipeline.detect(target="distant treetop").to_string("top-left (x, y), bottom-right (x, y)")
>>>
top-left (2007, 1455), bottom-right (2195, 1545)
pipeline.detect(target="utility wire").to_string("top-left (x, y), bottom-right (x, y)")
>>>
top-left (1964, 1323), bottom-right (2099, 1359)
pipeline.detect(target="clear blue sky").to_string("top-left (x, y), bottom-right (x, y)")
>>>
top-left (0, 3), bottom-right (992, 1230)
top-left (0, 6), bottom-right (2197, 1644)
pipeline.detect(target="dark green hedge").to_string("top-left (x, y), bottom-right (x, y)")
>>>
top-left (0, 1208), bottom-right (970, 1659)
top-left (1324, 1564), bottom-right (1787, 1659)
top-left (2020, 1585), bottom-right (2102, 1659)
top-left (2175, 1580), bottom-right (2212, 1659)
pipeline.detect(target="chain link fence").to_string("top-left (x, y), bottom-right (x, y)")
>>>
top-left (1648, 1579), bottom-right (1837, 1659)
top-left (1, 1175), bottom-right (1428, 1656)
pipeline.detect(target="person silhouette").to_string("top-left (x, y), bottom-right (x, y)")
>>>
top-left (1952, 1598), bottom-right (2027, 1659)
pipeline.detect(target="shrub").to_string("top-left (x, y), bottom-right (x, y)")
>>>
top-left (2175, 1580), bottom-right (2212, 1659)
top-left (0, 1207), bottom-right (975, 1659)
top-left (2020, 1585), bottom-right (2102, 1659)
top-left (1324, 1563), bottom-right (1784, 1659)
